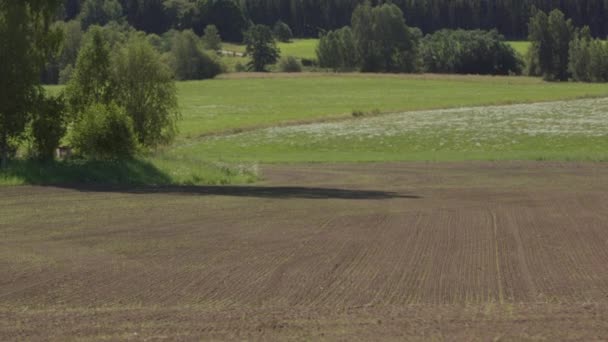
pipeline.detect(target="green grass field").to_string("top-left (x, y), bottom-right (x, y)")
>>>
top-left (175, 74), bottom-right (608, 138)
top-left (508, 41), bottom-right (531, 55)
top-left (222, 39), bottom-right (318, 60)
top-left (172, 97), bottom-right (608, 163)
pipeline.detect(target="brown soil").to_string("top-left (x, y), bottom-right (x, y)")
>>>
top-left (2, 161), bottom-right (608, 340)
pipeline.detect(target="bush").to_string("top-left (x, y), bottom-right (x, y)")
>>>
top-left (421, 29), bottom-right (522, 75)
top-left (29, 95), bottom-right (67, 160)
top-left (273, 21), bottom-right (293, 42)
top-left (70, 103), bottom-right (137, 160)
top-left (234, 62), bottom-right (247, 72)
top-left (301, 58), bottom-right (317, 67)
top-left (278, 56), bottom-right (302, 72)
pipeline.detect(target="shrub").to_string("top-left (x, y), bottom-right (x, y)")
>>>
top-left (273, 21), bottom-right (293, 42)
top-left (278, 56), bottom-right (302, 72)
top-left (29, 95), bottom-right (67, 160)
top-left (234, 62), bottom-right (247, 72)
top-left (301, 58), bottom-right (317, 67)
top-left (70, 103), bottom-right (137, 160)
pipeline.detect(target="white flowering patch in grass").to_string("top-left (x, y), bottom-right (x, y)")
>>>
top-left (254, 98), bottom-right (608, 140)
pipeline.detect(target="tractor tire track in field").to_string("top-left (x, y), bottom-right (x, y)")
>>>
top-left (2, 161), bottom-right (608, 339)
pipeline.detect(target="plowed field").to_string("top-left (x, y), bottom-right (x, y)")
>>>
top-left (2, 162), bottom-right (608, 340)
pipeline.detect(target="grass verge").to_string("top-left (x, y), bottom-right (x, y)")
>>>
top-left (0, 157), bottom-right (258, 186)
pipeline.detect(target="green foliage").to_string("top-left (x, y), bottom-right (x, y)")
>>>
top-left (70, 103), bottom-right (137, 160)
top-left (207, 0), bottom-right (247, 42)
top-left (42, 20), bottom-right (84, 84)
top-left (0, 0), bottom-right (63, 167)
top-left (245, 25), bottom-right (280, 72)
top-left (273, 20), bottom-right (293, 43)
top-left (113, 35), bottom-right (180, 147)
top-left (528, 9), bottom-right (574, 81)
top-left (29, 95), bottom-right (67, 160)
top-left (351, 2), bottom-right (419, 73)
top-left (278, 56), bottom-right (302, 73)
top-left (202, 24), bottom-right (222, 51)
top-left (421, 30), bottom-right (522, 75)
top-left (169, 29), bottom-right (223, 80)
top-left (65, 26), bottom-right (113, 116)
top-left (163, 0), bottom-right (199, 31)
top-left (79, 0), bottom-right (123, 29)
top-left (568, 27), bottom-right (608, 82)
top-left (317, 27), bottom-right (357, 71)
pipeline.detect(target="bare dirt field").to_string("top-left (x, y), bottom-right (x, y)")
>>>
top-left (2, 162), bottom-right (608, 340)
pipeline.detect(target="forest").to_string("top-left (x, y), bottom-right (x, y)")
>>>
top-left (60, 0), bottom-right (608, 40)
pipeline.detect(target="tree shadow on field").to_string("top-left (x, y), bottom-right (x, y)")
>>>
top-left (68, 184), bottom-right (421, 200)
top-left (2, 159), bottom-right (420, 200)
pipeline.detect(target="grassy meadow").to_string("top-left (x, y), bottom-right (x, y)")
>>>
top-left (509, 41), bottom-right (531, 55)
top-left (172, 96), bottom-right (608, 163)
top-left (175, 74), bottom-right (608, 137)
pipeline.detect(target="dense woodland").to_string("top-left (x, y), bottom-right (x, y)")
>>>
top-left (59, 0), bottom-right (608, 39)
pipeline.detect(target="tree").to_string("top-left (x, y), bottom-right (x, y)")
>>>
top-left (29, 95), bottom-right (67, 160)
top-left (208, 0), bottom-right (247, 42)
top-left (245, 24), bottom-right (280, 72)
top-left (112, 35), bottom-right (180, 147)
top-left (80, 0), bottom-right (123, 29)
top-left (273, 20), bottom-right (293, 42)
top-left (202, 24), bottom-right (221, 51)
top-left (42, 19), bottom-right (84, 84)
top-left (528, 9), bottom-right (574, 81)
top-left (0, 0), bottom-right (63, 168)
top-left (65, 26), bottom-right (114, 116)
top-left (163, 0), bottom-right (199, 30)
top-left (351, 1), bottom-right (420, 72)
top-left (169, 29), bottom-right (223, 80)
top-left (317, 26), bottom-right (357, 71)
top-left (568, 27), bottom-right (593, 82)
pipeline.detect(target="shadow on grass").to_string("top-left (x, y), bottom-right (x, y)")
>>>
top-left (1, 159), bottom-right (419, 200)
top-left (0, 159), bottom-right (172, 186)
top-left (68, 185), bottom-right (420, 200)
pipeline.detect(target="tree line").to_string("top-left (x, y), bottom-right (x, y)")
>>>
top-left (59, 0), bottom-right (608, 40)
top-left (316, 2), bottom-right (522, 75)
